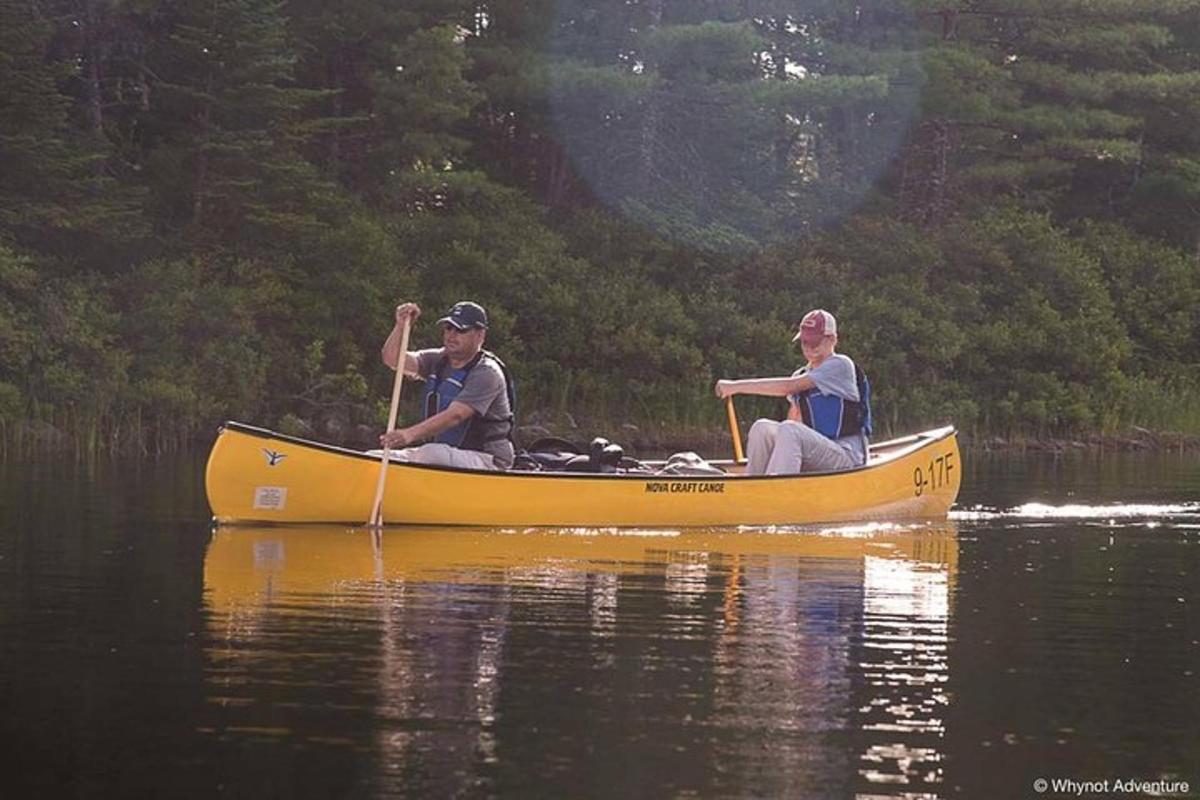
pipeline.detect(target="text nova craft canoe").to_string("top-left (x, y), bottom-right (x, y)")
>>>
top-left (205, 422), bottom-right (962, 527)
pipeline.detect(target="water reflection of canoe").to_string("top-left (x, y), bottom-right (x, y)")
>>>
top-left (203, 524), bottom-right (960, 612)
top-left (205, 421), bottom-right (961, 527)
top-left (202, 526), bottom-right (959, 795)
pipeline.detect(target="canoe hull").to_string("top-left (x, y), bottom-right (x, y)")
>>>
top-left (205, 422), bottom-right (961, 527)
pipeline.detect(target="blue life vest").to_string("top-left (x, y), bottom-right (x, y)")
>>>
top-left (422, 350), bottom-right (515, 451)
top-left (795, 363), bottom-right (872, 440)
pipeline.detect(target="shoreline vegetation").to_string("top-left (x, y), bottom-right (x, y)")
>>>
top-left (5, 2), bottom-right (1200, 458)
top-left (4, 413), bottom-right (1200, 461)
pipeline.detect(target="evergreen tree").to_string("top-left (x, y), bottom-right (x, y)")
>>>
top-left (144, 0), bottom-right (334, 248)
top-left (0, 0), bottom-right (142, 253)
top-left (473, 0), bottom-right (909, 250)
top-left (286, 0), bottom-right (414, 193)
top-left (1112, 9), bottom-right (1200, 255)
top-left (892, 0), bottom-right (1200, 225)
top-left (372, 22), bottom-right (484, 204)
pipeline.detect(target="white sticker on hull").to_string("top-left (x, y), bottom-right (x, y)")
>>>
top-left (253, 486), bottom-right (288, 510)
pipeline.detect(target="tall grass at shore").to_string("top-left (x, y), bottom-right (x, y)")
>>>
top-left (1120, 376), bottom-right (1200, 435)
top-left (5, 373), bottom-right (1200, 459)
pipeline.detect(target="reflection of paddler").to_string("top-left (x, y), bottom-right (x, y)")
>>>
top-left (203, 524), bottom-right (959, 615)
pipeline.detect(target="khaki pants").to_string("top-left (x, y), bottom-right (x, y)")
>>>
top-left (368, 443), bottom-right (498, 471)
top-left (746, 419), bottom-right (854, 476)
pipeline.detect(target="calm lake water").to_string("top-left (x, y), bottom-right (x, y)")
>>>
top-left (2, 450), bottom-right (1199, 798)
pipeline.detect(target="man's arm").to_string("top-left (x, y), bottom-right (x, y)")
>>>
top-left (381, 302), bottom-right (421, 374)
top-left (380, 401), bottom-right (474, 448)
top-left (715, 374), bottom-right (816, 399)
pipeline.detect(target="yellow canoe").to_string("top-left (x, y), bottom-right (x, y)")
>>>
top-left (205, 421), bottom-right (961, 527)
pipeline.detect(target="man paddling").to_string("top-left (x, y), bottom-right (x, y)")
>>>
top-left (379, 300), bottom-right (515, 470)
top-left (714, 309), bottom-right (871, 475)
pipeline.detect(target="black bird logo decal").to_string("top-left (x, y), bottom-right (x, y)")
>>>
top-left (262, 448), bottom-right (287, 467)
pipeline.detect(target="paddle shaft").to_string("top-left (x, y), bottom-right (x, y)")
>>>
top-left (725, 396), bottom-right (745, 464)
top-left (369, 315), bottom-right (412, 527)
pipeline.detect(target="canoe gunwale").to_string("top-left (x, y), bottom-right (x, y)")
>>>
top-left (215, 420), bottom-right (957, 482)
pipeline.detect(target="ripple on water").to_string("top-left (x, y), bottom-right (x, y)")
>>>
top-left (952, 501), bottom-right (1200, 522)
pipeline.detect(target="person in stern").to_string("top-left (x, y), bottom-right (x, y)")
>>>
top-left (714, 309), bottom-right (871, 476)
top-left (379, 300), bottom-right (515, 470)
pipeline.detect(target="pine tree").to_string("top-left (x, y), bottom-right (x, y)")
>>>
top-left (472, 0), bottom-right (908, 250)
top-left (372, 21), bottom-right (484, 205)
top-left (145, 0), bottom-right (333, 247)
top-left (1111, 9), bottom-right (1200, 256)
top-left (889, 0), bottom-right (1200, 225)
top-left (284, 0), bottom-right (486, 205)
top-left (0, 0), bottom-right (142, 253)
top-left (284, 0), bottom-right (410, 193)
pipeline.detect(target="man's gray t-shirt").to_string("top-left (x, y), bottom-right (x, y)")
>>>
top-left (415, 348), bottom-right (514, 468)
top-left (789, 353), bottom-right (868, 466)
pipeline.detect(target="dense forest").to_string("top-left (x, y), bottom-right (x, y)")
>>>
top-left (3, 0), bottom-right (1200, 453)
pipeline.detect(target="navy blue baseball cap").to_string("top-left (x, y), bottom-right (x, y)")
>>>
top-left (437, 301), bottom-right (489, 330)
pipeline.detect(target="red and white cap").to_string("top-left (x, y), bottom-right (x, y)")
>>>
top-left (792, 309), bottom-right (837, 344)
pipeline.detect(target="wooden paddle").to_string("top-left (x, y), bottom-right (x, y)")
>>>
top-left (725, 396), bottom-right (745, 464)
top-left (368, 314), bottom-right (413, 528)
